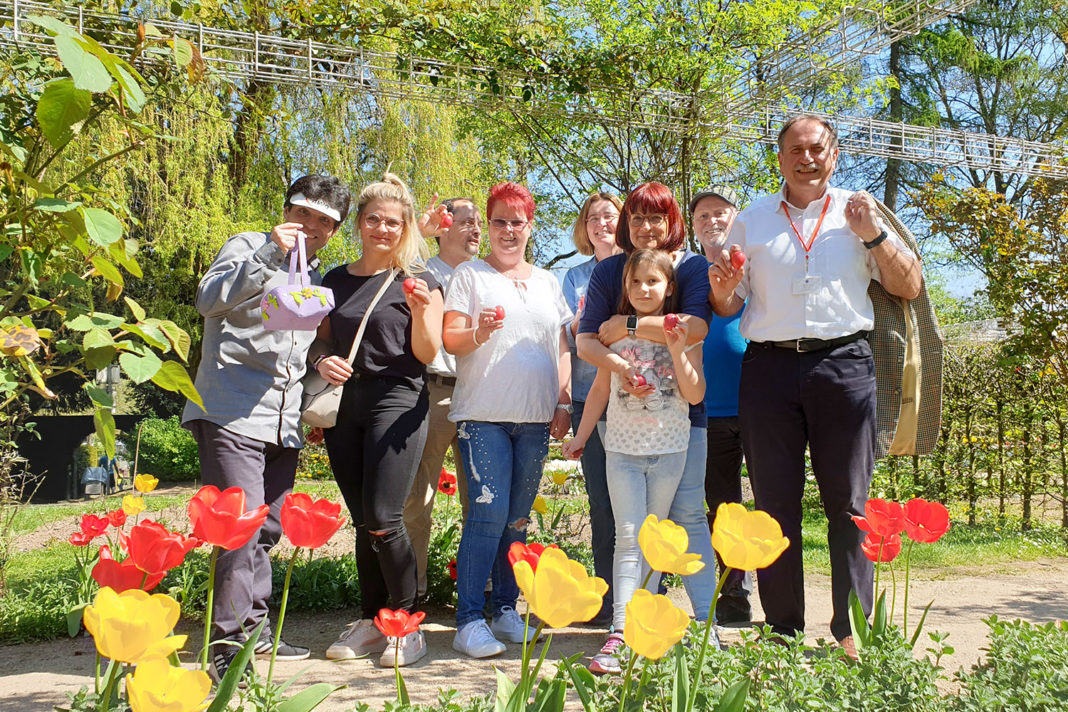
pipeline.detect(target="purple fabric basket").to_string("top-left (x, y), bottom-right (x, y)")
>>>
top-left (260, 233), bottom-right (334, 331)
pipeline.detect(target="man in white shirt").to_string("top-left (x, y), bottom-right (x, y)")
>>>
top-left (403, 197), bottom-right (483, 601)
top-left (708, 115), bottom-right (922, 658)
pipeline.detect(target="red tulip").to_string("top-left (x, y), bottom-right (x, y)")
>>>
top-left (448, 558), bottom-right (457, 580)
top-left (852, 498), bottom-right (905, 538)
top-left (861, 532), bottom-right (902, 563)
top-left (281, 493), bottom-right (345, 549)
top-left (437, 468), bottom-right (457, 496)
top-left (903, 498), bottom-right (951, 543)
top-left (188, 486), bottom-right (270, 551)
top-left (81, 514), bottom-right (109, 538)
top-left (91, 544), bottom-right (164, 592)
top-left (126, 519), bottom-right (199, 575)
top-left (106, 509), bottom-right (127, 528)
top-left (373, 608), bottom-right (425, 639)
top-left (507, 541), bottom-right (559, 572)
top-left (69, 531), bottom-right (94, 547)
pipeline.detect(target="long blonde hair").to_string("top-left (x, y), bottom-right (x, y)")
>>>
top-left (354, 173), bottom-right (429, 275)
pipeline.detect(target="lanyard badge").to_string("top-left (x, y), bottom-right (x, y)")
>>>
top-left (782, 195), bottom-right (831, 295)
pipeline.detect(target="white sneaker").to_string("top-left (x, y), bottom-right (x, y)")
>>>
top-left (453, 619), bottom-right (506, 658)
top-left (491, 606), bottom-right (540, 644)
top-left (326, 619), bottom-right (387, 660)
top-left (380, 630), bottom-right (427, 667)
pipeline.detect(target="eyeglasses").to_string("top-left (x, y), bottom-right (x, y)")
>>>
top-left (454, 218), bottom-right (481, 231)
top-left (585, 212), bottom-right (619, 224)
top-left (628, 213), bottom-right (667, 228)
top-left (364, 213), bottom-right (404, 232)
top-left (489, 218), bottom-right (530, 231)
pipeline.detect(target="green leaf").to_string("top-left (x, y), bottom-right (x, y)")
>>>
top-left (67, 312), bottom-right (125, 331)
top-left (173, 38), bottom-right (194, 67)
top-left (83, 328), bottom-right (116, 350)
top-left (910, 600), bottom-right (935, 649)
top-left (159, 320), bottom-right (191, 361)
top-left (94, 406), bottom-right (116, 459)
top-left (33, 197), bottom-right (82, 213)
top-left (562, 656), bottom-right (595, 712)
top-left (396, 663), bottom-right (410, 706)
top-left (66, 603), bottom-right (88, 637)
top-left (27, 15), bottom-right (76, 37)
top-left (109, 239), bottom-right (143, 278)
top-left (151, 360), bottom-right (202, 409)
top-left (85, 346), bottom-right (117, 371)
top-left (530, 679), bottom-right (566, 712)
top-left (124, 296), bottom-right (146, 322)
top-left (90, 255), bottom-right (124, 286)
top-left (0, 245), bottom-right (12, 263)
top-left (206, 621), bottom-right (264, 712)
top-left (119, 349), bottom-right (162, 384)
top-left (872, 589), bottom-right (888, 637)
top-left (84, 383), bottom-right (114, 409)
top-left (711, 677), bottom-right (750, 712)
top-left (275, 683), bottom-right (344, 712)
top-left (36, 78), bottom-right (90, 147)
top-left (55, 33), bottom-right (112, 92)
top-left (672, 644), bottom-right (689, 712)
top-left (81, 207), bottom-right (123, 246)
top-left (124, 322), bottom-right (169, 351)
top-left (494, 667), bottom-right (517, 712)
top-left (848, 589), bottom-right (870, 652)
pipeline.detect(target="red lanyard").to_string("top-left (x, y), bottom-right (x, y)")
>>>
top-left (781, 194), bottom-right (831, 271)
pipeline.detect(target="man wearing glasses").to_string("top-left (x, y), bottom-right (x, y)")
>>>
top-left (402, 198), bottom-right (483, 604)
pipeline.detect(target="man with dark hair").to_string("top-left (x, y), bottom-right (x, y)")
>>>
top-left (690, 185), bottom-right (753, 625)
top-left (182, 174), bottom-right (351, 681)
top-left (398, 197), bottom-right (482, 602)
top-left (708, 116), bottom-right (922, 658)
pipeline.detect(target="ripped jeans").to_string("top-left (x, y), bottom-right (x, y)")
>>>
top-left (455, 420), bottom-right (549, 627)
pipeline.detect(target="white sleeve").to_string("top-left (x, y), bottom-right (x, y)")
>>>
top-left (444, 263), bottom-right (476, 316)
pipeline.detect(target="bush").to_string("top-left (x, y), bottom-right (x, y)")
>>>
top-left (124, 416), bottom-right (200, 481)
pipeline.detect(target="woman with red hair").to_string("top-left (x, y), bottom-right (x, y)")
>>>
top-left (575, 182), bottom-right (721, 649)
top-left (442, 182), bottom-right (573, 658)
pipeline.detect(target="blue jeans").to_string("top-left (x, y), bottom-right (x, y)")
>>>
top-left (572, 400), bottom-right (613, 619)
top-left (606, 449), bottom-right (687, 630)
top-left (670, 426), bottom-right (718, 620)
top-left (455, 421), bottom-right (549, 627)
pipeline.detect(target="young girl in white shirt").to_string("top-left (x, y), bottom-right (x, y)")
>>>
top-left (563, 248), bottom-right (705, 674)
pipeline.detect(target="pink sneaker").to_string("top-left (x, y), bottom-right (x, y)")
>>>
top-left (589, 632), bottom-right (624, 675)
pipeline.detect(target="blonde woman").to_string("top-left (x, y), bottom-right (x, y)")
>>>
top-left (562, 192), bottom-right (622, 627)
top-left (315, 173), bottom-right (444, 667)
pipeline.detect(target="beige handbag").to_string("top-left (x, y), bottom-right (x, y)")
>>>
top-left (300, 268), bottom-right (397, 428)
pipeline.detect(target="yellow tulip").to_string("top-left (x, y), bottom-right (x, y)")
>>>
top-left (551, 470), bottom-right (568, 486)
top-left (83, 588), bottom-right (187, 664)
top-left (123, 495), bottom-right (146, 516)
top-left (134, 474), bottom-right (159, 493)
top-left (624, 589), bottom-right (690, 659)
top-left (513, 547), bottom-right (607, 628)
top-left (532, 495), bottom-right (548, 515)
top-left (710, 502), bottom-right (790, 571)
top-left (637, 515), bottom-right (705, 575)
top-left (126, 658), bottom-right (211, 712)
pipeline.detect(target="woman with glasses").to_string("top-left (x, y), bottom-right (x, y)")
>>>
top-left (442, 182), bottom-right (573, 658)
top-left (562, 192), bottom-right (623, 627)
top-left (575, 182), bottom-right (721, 644)
top-left (314, 173), bottom-right (444, 668)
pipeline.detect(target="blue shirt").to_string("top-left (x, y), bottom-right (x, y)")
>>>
top-left (562, 257), bottom-right (599, 402)
top-left (579, 251), bottom-right (711, 428)
top-left (702, 305), bottom-right (746, 417)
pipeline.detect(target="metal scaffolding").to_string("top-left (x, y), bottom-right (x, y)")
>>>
top-left (2, 0), bottom-right (1065, 177)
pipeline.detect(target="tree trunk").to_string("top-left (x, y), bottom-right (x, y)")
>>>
top-left (883, 40), bottom-right (903, 211)
top-left (997, 398), bottom-right (1006, 518)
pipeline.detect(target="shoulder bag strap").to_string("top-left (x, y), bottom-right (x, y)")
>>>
top-left (343, 267), bottom-right (397, 366)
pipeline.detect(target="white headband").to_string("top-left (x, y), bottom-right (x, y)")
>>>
top-left (288, 193), bottom-right (342, 223)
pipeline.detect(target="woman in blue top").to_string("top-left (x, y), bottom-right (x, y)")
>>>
top-left (561, 192), bottom-right (622, 627)
top-left (576, 181), bottom-right (719, 624)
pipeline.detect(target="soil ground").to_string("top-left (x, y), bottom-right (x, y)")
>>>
top-left (2, 558), bottom-right (1066, 711)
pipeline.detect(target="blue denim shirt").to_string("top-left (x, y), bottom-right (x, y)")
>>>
top-left (181, 232), bottom-right (321, 448)
top-left (562, 257), bottom-right (599, 403)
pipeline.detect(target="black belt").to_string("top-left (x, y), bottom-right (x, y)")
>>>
top-left (763, 331), bottom-right (867, 353)
top-left (425, 372), bottom-right (457, 387)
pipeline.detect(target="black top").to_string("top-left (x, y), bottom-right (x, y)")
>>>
top-left (323, 266), bottom-right (443, 389)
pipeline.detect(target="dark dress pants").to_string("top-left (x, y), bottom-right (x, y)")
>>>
top-left (738, 338), bottom-right (875, 641)
top-left (704, 416), bottom-right (752, 604)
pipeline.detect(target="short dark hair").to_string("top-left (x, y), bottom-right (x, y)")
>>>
top-left (615, 182), bottom-right (686, 254)
top-left (777, 114), bottom-right (839, 153)
top-left (284, 175), bottom-right (352, 225)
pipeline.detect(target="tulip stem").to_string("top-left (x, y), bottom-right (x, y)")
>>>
top-left (875, 540), bottom-right (883, 597)
top-left (617, 651), bottom-right (638, 712)
top-left (889, 561), bottom-right (898, 627)
top-left (519, 609), bottom-right (548, 700)
top-left (903, 539), bottom-right (915, 633)
top-left (98, 659), bottom-right (119, 712)
top-left (268, 548), bottom-right (299, 686)
top-left (686, 568), bottom-right (731, 712)
top-left (94, 653), bottom-right (101, 694)
top-left (200, 545), bottom-right (219, 671)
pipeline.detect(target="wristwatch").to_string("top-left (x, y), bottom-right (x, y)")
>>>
top-left (626, 315), bottom-right (638, 337)
top-left (555, 403), bottom-right (573, 414)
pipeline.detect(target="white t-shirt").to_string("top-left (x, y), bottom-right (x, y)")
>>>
top-left (445, 260), bottom-right (573, 423)
top-left (424, 255), bottom-right (460, 377)
top-left (604, 336), bottom-right (690, 456)
top-left (730, 186), bottom-right (913, 342)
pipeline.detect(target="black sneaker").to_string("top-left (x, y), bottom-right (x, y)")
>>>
top-left (715, 597), bottom-right (752, 627)
top-left (210, 646), bottom-right (252, 688)
top-left (253, 635), bottom-right (311, 661)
